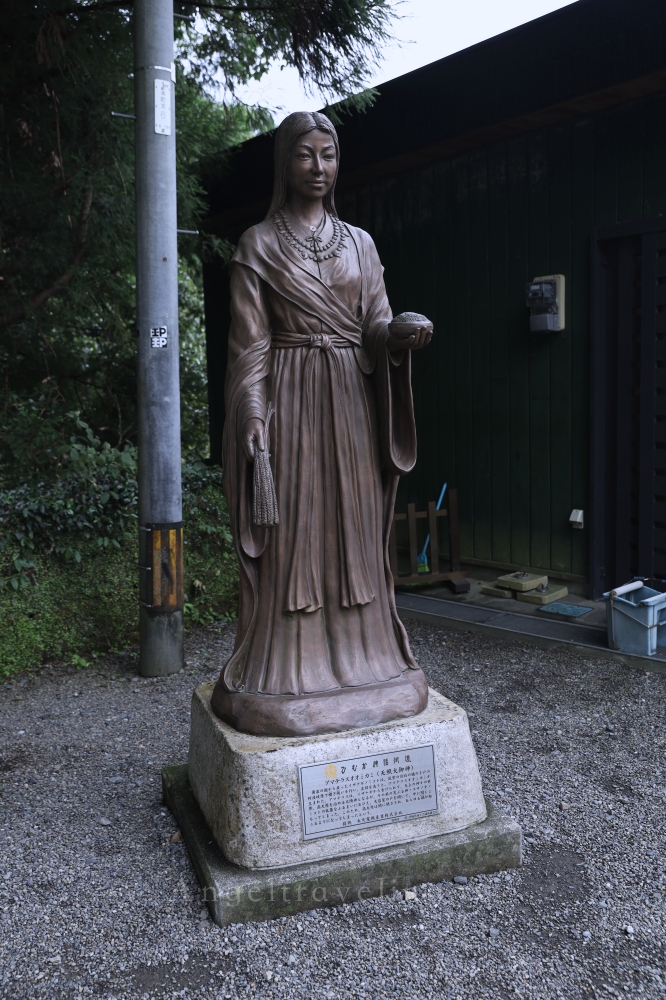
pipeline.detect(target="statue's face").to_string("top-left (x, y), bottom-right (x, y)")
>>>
top-left (285, 129), bottom-right (337, 203)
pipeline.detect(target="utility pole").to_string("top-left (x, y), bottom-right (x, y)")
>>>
top-left (134, 0), bottom-right (184, 676)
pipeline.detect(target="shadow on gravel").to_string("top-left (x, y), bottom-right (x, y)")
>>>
top-left (598, 775), bottom-right (636, 798)
top-left (496, 699), bottom-right (521, 713)
top-left (517, 845), bottom-right (589, 913)
top-left (0, 748), bottom-right (31, 772)
top-left (125, 952), bottom-right (237, 996)
top-left (364, 908), bottom-right (427, 930)
top-left (514, 845), bottom-right (592, 959)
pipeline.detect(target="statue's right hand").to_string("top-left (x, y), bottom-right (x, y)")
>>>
top-left (242, 417), bottom-right (266, 462)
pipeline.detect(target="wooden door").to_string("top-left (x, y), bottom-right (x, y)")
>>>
top-left (591, 218), bottom-right (666, 598)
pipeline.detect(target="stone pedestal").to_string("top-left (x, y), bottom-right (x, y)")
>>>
top-left (163, 682), bottom-right (522, 924)
top-left (189, 683), bottom-right (487, 868)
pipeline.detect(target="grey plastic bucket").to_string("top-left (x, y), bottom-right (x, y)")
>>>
top-left (603, 580), bottom-right (666, 656)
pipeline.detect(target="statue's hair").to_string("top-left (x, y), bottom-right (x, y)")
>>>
top-left (266, 111), bottom-right (339, 219)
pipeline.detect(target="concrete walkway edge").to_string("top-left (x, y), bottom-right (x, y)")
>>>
top-left (396, 591), bottom-right (666, 676)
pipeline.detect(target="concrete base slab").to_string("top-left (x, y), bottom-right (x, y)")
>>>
top-left (162, 764), bottom-right (522, 927)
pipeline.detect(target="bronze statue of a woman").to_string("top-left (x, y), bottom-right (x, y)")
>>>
top-left (211, 111), bottom-right (434, 737)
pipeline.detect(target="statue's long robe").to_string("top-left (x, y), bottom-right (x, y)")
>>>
top-left (217, 218), bottom-right (419, 698)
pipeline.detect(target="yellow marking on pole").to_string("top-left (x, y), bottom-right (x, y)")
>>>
top-left (177, 527), bottom-right (184, 607)
top-left (166, 528), bottom-right (177, 609)
top-left (152, 528), bottom-right (162, 607)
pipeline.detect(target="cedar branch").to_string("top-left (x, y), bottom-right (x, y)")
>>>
top-left (51, 1), bottom-right (269, 13)
top-left (0, 185), bottom-right (93, 329)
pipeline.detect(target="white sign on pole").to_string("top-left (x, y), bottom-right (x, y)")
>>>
top-left (154, 79), bottom-right (172, 135)
top-left (150, 325), bottom-right (168, 348)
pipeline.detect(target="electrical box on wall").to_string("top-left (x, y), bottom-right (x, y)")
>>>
top-left (526, 274), bottom-right (565, 332)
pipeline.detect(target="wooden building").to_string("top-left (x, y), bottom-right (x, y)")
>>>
top-left (201, 0), bottom-right (666, 598)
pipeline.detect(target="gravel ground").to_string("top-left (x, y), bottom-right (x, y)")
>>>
top-left (1, 619), bottom-right (665, 1000)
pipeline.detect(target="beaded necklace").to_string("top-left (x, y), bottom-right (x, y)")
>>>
top-left (274, 210), bottom-right (347, 263)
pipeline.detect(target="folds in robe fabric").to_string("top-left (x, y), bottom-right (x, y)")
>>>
top-left (211, 219), bottom-right (427, 736)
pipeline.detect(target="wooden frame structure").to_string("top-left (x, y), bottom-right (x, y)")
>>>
top-left (390, 488), bottom-right (468, 590)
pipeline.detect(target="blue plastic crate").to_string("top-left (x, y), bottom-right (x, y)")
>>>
top-left (603, 580), bottom-right (666, 656)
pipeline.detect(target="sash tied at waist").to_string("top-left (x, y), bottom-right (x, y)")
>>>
top-left (271, 330), bottom-right (357, 351)
top-left (273, 330), bottom-right (375, 614)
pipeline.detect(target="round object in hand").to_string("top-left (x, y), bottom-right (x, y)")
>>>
top-left (387, 311), bottom-right (430, 336)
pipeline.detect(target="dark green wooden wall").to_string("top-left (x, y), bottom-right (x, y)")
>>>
top-left (336, 90), bottom-right (666, 581)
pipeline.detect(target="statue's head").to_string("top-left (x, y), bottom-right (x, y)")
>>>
top-left (267, 111), bottom-right (339, 218)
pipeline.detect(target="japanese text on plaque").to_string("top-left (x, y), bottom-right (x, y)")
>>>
top-left (298, 744), bottom-right (438, 840)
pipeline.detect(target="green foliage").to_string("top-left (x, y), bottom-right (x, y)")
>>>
top-left (0, 411), bottom-right (137, 584)
top-left (0, 462), bottom-right (238, 678)
top-left (0, 1), bottom-right (394, 461)
top-left (178, 269), bottom-right (211, 460)
top-left (0, 0), bottom-right (394, 673)
top-left (323, 87), bottom-right (380, 126)
top-left (0, 539), bottom-right (141, 677)
top-left (182, 0), bottom-right (393, 100)
top-left (181, 462), bottom-right (238, 625)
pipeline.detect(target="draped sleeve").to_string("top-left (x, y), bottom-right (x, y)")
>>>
top-left (226, 262), bottom-right (269, 431)
top-left (349, 227), bottom-right (417, 476)
top-left (222, 241), bottom-right (273, 563)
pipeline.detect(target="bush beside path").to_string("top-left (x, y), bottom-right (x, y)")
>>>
top-left (1, 443), bottom-right (238, 677)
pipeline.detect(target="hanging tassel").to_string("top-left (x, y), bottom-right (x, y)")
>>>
top-left (252, 402), bottom-right (279, 526)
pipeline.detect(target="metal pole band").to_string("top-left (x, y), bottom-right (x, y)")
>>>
top-left (139, 522), bottom-right (184, 613)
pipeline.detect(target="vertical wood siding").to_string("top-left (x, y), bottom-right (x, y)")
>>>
top-left (336, 91), bottom-right (666, 579)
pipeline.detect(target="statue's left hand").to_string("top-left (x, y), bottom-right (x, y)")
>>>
top-left (242, 417), bottom-right (266, 462)
top-left (386, 320), bottom-right (433, 352)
